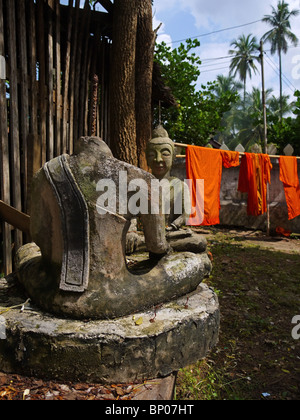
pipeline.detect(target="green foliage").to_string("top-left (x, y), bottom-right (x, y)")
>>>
top-left (229, 34), bottom-right (260, 101)
top-left (176, 231), bottom-right (300, 400)
top-left (154, 40), bottom-right (238, 146)
top-left (262, 1), bottom-right (299, 118)
top-left (268, 90), bottom-right (300, 154)
top-left (262, 1), bottom-right (299, 56)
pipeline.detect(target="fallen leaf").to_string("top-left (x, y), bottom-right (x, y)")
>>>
top-left (135, 317), bottom-right (143, 326)
top-left (0, 374), bottom-right (7, 386)
top-left (115, 387), bottom-right (125, 397)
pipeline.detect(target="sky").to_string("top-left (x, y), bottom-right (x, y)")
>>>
top-left (153, 0), bottom-right (300, 100)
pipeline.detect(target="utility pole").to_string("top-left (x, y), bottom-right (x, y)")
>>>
top-left (260, 40), bottom-right (270, 236)
top-left (260, 40), bottom-right (268, 155)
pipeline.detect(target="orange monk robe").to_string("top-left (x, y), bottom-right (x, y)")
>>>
top-left (186, 146), bottom-right (240, 226)
top-left (238, 153), bottom-right (272, 216)
top-left (279, 156), bottom-right (300, 220)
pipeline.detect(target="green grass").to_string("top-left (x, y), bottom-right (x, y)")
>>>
top-left (175, 234), bottom-right (300, 400)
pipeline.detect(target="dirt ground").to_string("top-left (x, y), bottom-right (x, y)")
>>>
top-left (176, 227), bottom-right (300, 400)
top-left (197, 226), bottom-right (300, 255)
top-left (1, 227), bottom-right (299, 400)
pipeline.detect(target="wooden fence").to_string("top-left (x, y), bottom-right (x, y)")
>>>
top-left (0, 0), bottom-right (112, 274)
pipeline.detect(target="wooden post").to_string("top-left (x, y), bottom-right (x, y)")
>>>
top-left (260, 40), bottom-right (270, 236)
top-left (62, 0), bottom-right (74, 154)
top-left (47, 0), bottom-right (54, 161)
top-left (68, 0), bottom-right (80, 154)
top-left (37, 0), bottom-right (47, 165)
top-left (6, 0), bottom-right (23, 251)
top-left (0, 0), bottom-right (12, 274)
top-left (28, 0), bottom-right (39, 161)
top-left (17, 0), bottom-right (29, 213)
top-left (55, 0), bottom-right (62, 156)
top-left (0, 201), bottom-right (30, 236)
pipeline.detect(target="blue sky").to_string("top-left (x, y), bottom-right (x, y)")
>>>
top-left (153, 0), bottom-right (300, 101)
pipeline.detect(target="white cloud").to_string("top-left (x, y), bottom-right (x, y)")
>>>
top-left (181, 0), bottom-right (272, 31)
top-left (153, 15), bottom-right (173, 46)
top-left (153, 0), bottom-right (300, 97)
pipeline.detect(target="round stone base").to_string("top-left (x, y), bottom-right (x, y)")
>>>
top-left (0, 276), bottom-right (219, 384)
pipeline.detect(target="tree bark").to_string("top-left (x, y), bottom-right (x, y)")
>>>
top-left (135, 0), bottom-right (155, 170)
top-left (110, 0), bottom-right (138, 165)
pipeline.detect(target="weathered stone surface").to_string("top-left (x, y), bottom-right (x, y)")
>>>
top-left (132, 375), bottom-right (176, 400)
top-left (166, 229), bottom-right (207, 253)
top-left (16, 242), bottom-right (211, 321)
top-left (0, 276), bottom-right (219, 384)
top-left (19, 137), bottom-right (212, 320)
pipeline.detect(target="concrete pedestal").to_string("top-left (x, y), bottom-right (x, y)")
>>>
top-left (0, 276), bottom-right (219, 384)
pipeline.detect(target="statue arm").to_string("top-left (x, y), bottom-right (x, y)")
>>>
top-left (167, 179), bottom-right (191, 231)
top-left (140, 213), bottom-right (170, 255)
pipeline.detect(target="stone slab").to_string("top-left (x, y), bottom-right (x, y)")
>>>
top-left (0, 276), bottom-right (219, 384)
top-left (132, 375), bottom-right (176, 400)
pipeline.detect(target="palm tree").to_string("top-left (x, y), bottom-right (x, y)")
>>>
top-left (269, 95), bottom-right (294, 118)
top-left (262, 1), bottom-right (299, 119)
top-left (229, 34), bottom-right (260, 103)
top-left (213, 75), bottom-right (243, 98)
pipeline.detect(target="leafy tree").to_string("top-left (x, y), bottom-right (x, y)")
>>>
top-left (268, 90), bottom-right (300, 154)
top-left (262, 1), bottom-right (299, 119)
top-left (217, 83), bottom-right (295, 152)
top-left (154, 40), bottom-right (238, 146)
top-left (229, 34), bottom-right (260, 103)
top-left (213, 75), bottom-right (243, 99)
top-left (213, 75), bottom-right (243, 145)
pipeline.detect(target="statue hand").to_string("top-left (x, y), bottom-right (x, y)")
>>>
top-left (166, 223), bottom-right (179, 232)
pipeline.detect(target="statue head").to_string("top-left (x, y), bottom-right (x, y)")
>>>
top-left (74, 136), bottom-right (113, 158)
top-left (146, 126), bottom-right (175, 180)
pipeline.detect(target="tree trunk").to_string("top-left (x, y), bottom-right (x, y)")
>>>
top-left (110, 0), bottom-right (138, 165)
top-left (279, 49), bottom-right (283, 121)
top-left (135, 0), bottom-right (155, 170)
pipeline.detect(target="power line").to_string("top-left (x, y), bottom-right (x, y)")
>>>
top-left (265, 52), bottom-right (297, 92)
top-left (201, 55), bottom-right (233, 62)
top-left (166, 19), bottom-right (262, 45)
top-left (200, 59), bottom-right (232, 69)
top-left (196, 46), bottom-right (300, 82)
top-left (200, 65), bottom-right (230, 74)
top-left (199, 45), bottom-right (300, 63)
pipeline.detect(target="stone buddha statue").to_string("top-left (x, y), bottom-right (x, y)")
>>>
top-left (146, 125), bottom-right (190, 231)
top-left (126, 126), bottom-right (207, 254)
top-left (16, 136), bottom-right (211, 320)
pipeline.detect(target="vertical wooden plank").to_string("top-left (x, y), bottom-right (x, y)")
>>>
top-left (16, 0), bottom-right (29, 213)
top-left (36, 0), bottom-right (47, 165)
top-left (101, 39), bottom-right (110, 143)
top-left (88, 26), bottom-right (101, 136)
top-left (85, 40), bottom-right (93, 135)
top-left (100, 41), bottom-right (105, 140)
top-left (27, 0), bottom-right (41, 215)
top-left (0, 0), bottom-right (12, 274)
top-left (68, 0), bottom-right (80, 154)
top-left (28, 0), bottom-right (39, 146)
top-left (55, 0), bottom-right (62, 156)
top-left (62, 0), bottom-right (73, 154)
top-left (73, 0), bottom-right (86, 145)
top-left (78, 0), bottom-right (91, 138)
top-left (47, 0), bottom-right (54, 161)
top-left (6, 0), bottom-right (23, 251)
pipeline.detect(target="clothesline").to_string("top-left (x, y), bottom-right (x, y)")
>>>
top-left (180, 143), bottom-right (300, 231)
top-left (174, 143), bottom-right (300, 160)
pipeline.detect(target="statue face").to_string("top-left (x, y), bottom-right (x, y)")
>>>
top-left (147, 142), bottom-right (174, 180)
